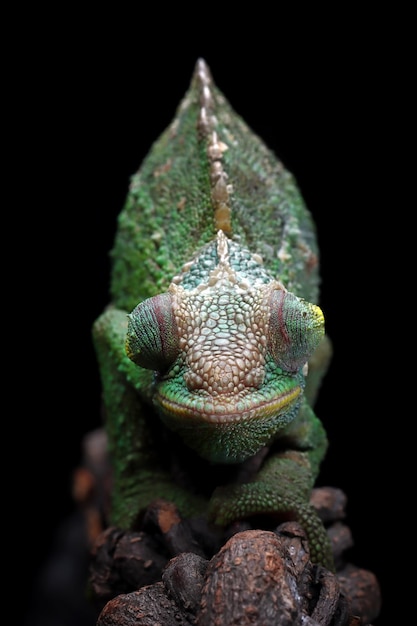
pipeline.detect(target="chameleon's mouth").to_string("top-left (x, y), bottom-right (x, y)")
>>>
top-left (154, 381), bottom-right (304, 463)
top-left (154, 383), bottom-right (302, 425)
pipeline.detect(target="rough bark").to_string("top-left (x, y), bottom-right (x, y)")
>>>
top-left (79, 428), bottom-right (381, 625)
top-left (91, 504), bottom-right (381, 625)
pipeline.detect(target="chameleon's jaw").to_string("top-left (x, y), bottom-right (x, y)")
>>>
top-left (153, 377), bottom-right (304, 463)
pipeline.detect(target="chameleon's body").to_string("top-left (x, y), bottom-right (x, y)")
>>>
top-left (93, 59), bottom-right (334, 570)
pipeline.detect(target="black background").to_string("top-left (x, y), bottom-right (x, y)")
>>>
top-left (16, 17), bottom-right (408, 625)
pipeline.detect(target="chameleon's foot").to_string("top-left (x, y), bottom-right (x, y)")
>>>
top-left (209, 482), bottom-right (335, 572)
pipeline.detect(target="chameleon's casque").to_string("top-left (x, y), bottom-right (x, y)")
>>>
top-left (93, 58), bottom-right (334, 570)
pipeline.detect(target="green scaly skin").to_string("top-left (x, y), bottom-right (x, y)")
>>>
top-left (93, 58), bottom-right (334, 570)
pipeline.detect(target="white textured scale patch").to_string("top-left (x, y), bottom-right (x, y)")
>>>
top-left (172, 231), bottom-right (278, 290)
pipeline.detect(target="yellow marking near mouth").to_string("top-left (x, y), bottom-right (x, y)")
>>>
top-left (155, 384), bottom-right (302, 425)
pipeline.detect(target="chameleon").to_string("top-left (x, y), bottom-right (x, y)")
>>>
top-left (92, 58), bottom-right (334, 571)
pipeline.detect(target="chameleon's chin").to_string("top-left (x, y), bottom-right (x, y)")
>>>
top-left (153, 383), bottom-right (303, 463)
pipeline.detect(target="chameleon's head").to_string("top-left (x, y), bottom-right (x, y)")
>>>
top-left (125, 278), bottom-right (325, 464)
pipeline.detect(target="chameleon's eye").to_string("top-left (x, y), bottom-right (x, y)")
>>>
top-left (267, 289), bottom-right (325, 372)
top-left (125, 293), bottom-right (180, 371)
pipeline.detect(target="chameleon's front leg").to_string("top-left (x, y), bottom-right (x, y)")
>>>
top-left (92, 308), bottom-right (207, 529)
top-left (208, 399), bottom-right (335, 571)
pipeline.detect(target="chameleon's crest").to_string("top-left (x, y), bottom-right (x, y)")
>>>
top-left (194, 58), bottom-right (233, 235)
top-left (110, 57), bottom-right (320, 312)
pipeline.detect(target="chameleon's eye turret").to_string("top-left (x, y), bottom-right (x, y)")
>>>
top-left (126, 293), bottom-right (180, 371)
top-left (268, 289), bottom-right (325, 373)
